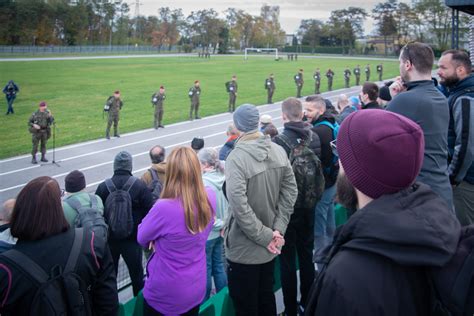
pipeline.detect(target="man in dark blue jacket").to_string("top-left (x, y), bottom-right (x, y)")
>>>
top-left (387, 42), bottom-right (453, 208)
top-left (306, 110), bottom-right (460, 316)
top-left (438, 49), bottom-right (474, 225)
top-left (2, 80), bottom-right (19, 115)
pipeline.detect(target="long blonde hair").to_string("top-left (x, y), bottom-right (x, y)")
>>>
top-left (161, 146), bottom-right (212, 234)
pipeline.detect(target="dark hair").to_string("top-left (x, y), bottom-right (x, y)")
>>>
top-left (442, 49), bottom-right (472, 72)
top-left (362, 82), bottom-right (379, 101)
top-left (263, 123), bottom-right (279, 139)
top-left (282, 97), bottom-right (303, 121)
top-left (10, 176), bottom-right (69, 241)
top-left (400, 42), bottom-right (434, 75)
top-left (149, 145), bottom-right (165, 164)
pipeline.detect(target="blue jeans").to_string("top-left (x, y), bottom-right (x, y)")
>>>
top-left (314, 185), bottom-right (336, 257)
top-left (205, 237), bottom-right (227, 301)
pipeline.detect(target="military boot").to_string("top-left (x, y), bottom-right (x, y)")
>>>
top-left (31, 155), bottom-right (37, 164)
top-left (41, 155), bottom-right (48, 162)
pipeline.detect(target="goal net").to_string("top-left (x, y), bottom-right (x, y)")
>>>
top-left (244, 48), bottom-right (279, 60)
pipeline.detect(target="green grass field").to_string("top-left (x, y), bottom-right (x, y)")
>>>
top-left (0, 55), bottom-right (399, 158)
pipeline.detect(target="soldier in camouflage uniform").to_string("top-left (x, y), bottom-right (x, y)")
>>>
top-left (189, 80), bottom-right (201, 120)
top-left (28, 101), bottom-right (54, 164)
top-left (377, 63), bottom-right (383, 81)
top-left (365, 64), bottom-right (371, 82)
top-left (105, 90), bottom-right (123, 139)
top-left (314, 68), bottom-right (321, 94)
top-left (326, 68), bottom-right (335, 91)
top-left (344, 67), bottom-right (352, 88)
top-left (226, 75), bottom-right (238, 112)
top-left (294, 69), bottom-right (304, 98)
top-left (354, 64), bottom-right (361, 85)
top-left (265, 73), bottom-right (275, 104)
top-left (151, 86), bottom-right (166, 129)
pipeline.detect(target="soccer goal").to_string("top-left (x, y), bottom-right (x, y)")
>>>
top-left (244, 48), bottom-right (279, 60)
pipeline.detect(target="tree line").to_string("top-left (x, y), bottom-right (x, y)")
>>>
top-left (0, 0), bottom-right (469, 53)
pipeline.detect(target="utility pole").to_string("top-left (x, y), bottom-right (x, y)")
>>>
top-left (133, 0), bottom-right (142, 39)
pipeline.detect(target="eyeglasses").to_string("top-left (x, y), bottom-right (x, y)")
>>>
top-left (330, 139), bottom-right (338, 157)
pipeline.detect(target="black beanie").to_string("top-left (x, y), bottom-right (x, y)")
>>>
top-left (65, 170), bottom-right (86, 193)
top-left (191, 137), bottom-right (204, 151)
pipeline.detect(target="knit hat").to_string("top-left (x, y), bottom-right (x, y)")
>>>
top-left (378, 86), bottom-right (392, 102)
top-left (114, 151), bottom-right (133, 172)
top-left (65, 170), bottom-right (86, 193)
top-left (260, 114), bottom-right (272, 124)
top-left (39, 101), bottom-right (47, 107)
top-left (233, 104), bottom-right (260, 133)
top-left (191, 137), bottom-right (204, 150)
top-left (337, 110), bottom-right (424, 199)
top-left (349, 96), bottom-right (360, 107)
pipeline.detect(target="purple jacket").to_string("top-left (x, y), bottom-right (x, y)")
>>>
top-left (137, 188), bottom-right (216, 315)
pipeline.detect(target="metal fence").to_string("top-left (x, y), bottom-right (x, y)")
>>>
top-left (117, 252), bottom-right (148, 292)
top-left (0, 45), bottom-right (180, 55)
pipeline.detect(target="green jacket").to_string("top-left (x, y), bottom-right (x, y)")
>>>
top-left (224, 133), bottom-right (297, 264)
top-left (62, 192), bottom-right (104, 226)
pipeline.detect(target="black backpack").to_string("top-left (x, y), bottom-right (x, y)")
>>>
top-left (1, 229), bottom-right (92, 316)
top-left (276, 133), bottom-right (325, 209)
top-left (147, 168), bottom-right (163, 203)
top-left (65, 194), bottom-right (108, 241)
top-left (104, 177), bottom-right (136, 239)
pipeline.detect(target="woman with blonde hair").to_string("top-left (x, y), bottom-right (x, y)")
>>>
top-left (138, 146), bottom-right (215, 316)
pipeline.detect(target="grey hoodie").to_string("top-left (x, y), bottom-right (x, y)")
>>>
top-left (224, 133), bottom-right (297, 264)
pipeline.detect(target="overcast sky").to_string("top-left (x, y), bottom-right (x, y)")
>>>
top-left (137, 0), bottom-right (391, 35)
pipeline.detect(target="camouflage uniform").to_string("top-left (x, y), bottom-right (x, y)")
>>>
top-left (354, 66), bottom-right (361, 85)
top-left (265, 77), bottom-right (275, 104)
top-left (313, 70), bottom-right (321, 94)
top-left (151, 92), bottom-right (166, 128)
top-left (365, 65), bottom-right (371, 82)
top-left (28, 109), bottom-right (54, 163)
top-left (326, 69), bottom-right (335, 91)
top-left (294, 71), bottom-right (304, 98)
top-left (344, 68), bottom-right (352, 88)
top-left (189, 85), bottom-right (201, 120)
top-left (105, 96), bottom-right (123, 138)
top-left (226, 80), bottom-right (238, 112)
top-left (377, 64), bottom-right (383, 81)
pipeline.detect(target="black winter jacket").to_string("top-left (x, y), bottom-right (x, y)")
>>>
top-left (0, 228), bottom-right (118, 315)
top-left (273, 121), bottom-right (322, 159)
top-left (95, 170), bottom-right (154, 241)
top-left (311, 111), bottom-right (338, 187)
top-left (307, 183), bottom-right (461, 316)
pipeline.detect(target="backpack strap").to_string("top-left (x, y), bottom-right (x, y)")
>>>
top-left (1, 250), bottom-right (48, 284)
top-left (65, 196), bottom-right (83, 211)
top-left (315, 121), bottom-right (338, 140)
top-left (64, 228), bottom-right (84, 273)
top-left (105, 178), bottom-right (116, 193)
top-left (148, 168), bottom-right (158, 182)
top-left (89, 194), bottom-right (98, 209)
top-left (121, 177), bottom-right (137, 193)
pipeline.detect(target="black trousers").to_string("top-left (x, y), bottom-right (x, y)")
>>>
top-left (227, 259), bottom-right (276, 316)
top-left (280, 207), bottom-right (315, 316)
top-left (143, 298), bottom-right (199, 316)
top-left (109, 239), bottom-right (144, 296)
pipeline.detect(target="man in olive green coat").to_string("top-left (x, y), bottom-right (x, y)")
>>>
top-left (105, 90), bottom-right (123, 139)
top-left (326, 68), bottom-right (335, 91)
top-left (377, 63), bottom-right (384, 81)
top-left (314, 68), bottom-right (321, 94)
top-left (354, 64), bottom-right (361, 85)
top-left (344, 67), bottom-right (352, 88)
top-left (151, 86), bottom-right (166, 129)
top-left (294, 69), bottom-right (304, 98)
top-left (189, 80), bottom-right (201, 120)
top-left (226, 75), bottom-right (238, 112)
top-left (28, 101), bottom-right (54, 164)
top-left (265, 74), bottom-right (276, 104)
top-left (365, 64), bottom-right (371, 82)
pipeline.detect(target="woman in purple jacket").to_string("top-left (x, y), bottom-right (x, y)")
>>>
top-left (138, 146), bottom-right (215, 316)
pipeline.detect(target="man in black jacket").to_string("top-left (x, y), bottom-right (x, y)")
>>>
top-left (95, 151), bottom-right (153, 296)
top-left (306, 110), bottom-right (460, 316)
top-left (273, 98), bottom-right (322, 316)
top-left (360, 82), bottom-right (382, 109)
top-left (303, 95), bottom-right (338, 259)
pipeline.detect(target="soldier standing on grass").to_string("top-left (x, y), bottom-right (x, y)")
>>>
top-left (344, 67), bottom-right (352, 88)
top-left (295, 69), bottom-right (304, 98)
top-left (314, 68), bottom-right (321, 94)
top-left (151, 86), bottom-right (166, 129)
top-left (377, 63), bottom-right (384, 81)
top-left (365, 64), bottom-right (371, 82)
top-left (189, 80), bottom-right (201, 120)
top-left (105, 90), bottom-right (123, 139)
top-left (354, 65), bottom-right (361, 85)
top-left (265, 74), bottom-right (275, 104)
top-left (226, 75), bottom-right (238, 112)
top-left (326, 68), bottom-right (335, 91)
top-left (28, 101), bottom-right (54, 164)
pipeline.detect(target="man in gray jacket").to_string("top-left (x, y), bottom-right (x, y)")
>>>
top-left (224, 104), bottom-right (297, 316)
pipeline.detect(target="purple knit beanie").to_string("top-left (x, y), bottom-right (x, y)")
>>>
top-left (337, 110), bottom-right (424, 199)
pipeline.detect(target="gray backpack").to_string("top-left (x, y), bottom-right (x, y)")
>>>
top-left (104, 177), bottom-right (136, 239)
top-left (65, 194), bottom-right (108, 241)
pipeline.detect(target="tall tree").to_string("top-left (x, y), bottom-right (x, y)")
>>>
top-left (372, 0), bottom-right (398, 55)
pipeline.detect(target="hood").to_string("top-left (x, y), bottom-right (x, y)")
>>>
top-left (283, 121), bottom-right (312, 141)
top-left (203, 170), bottom-right (226, 190)
top-left (335, 183), bottom-right (460, 267)
top-left (235, 134), bottom-right (271, 162)
top-left (314, 111), bottom-right (337, 125)
top-left (448, 74), bottom-right (474, 95)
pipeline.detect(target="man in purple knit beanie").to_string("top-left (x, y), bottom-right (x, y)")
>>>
top-left (305, 110), bottom-right (461, 316)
